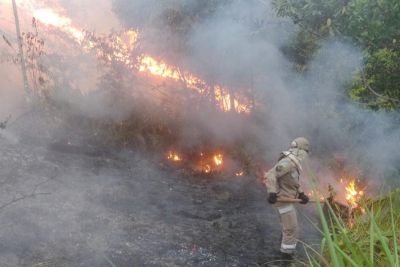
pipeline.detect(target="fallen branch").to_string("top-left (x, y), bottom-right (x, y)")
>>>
top-left (0, 172), bottom-right (57, 211)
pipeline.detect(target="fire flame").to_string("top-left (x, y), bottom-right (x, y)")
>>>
top-left (107, 30), bottom-right (139, 65)
top-left (203, 164), bottom-right (211, 173)
top-left (306, 178), bottom-right (365, 207)
top-left (344, 180), bottom-right (364, 208)
top-left (166, 151), bottom-right (225, 174)
top-left (213, 154), bottom-right (223, 166)
top-left (138, 56), bottom-right (250, 113)
top-left (33, 8), bottom-right (84, 42)
top-left (197, 153), bottom-right (224, 173)
top-left (29, 6), bottom-right (251, 114)
top-left (235, 171), bottom-right (244, 176)
top-left (167, 151), bottom-right (182, 162)
top-left (138, 55), bottom-right (202, 89)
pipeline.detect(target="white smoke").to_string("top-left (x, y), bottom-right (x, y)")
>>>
top-left (110, 0), bottom-right (400, 184)
top-left (2, 0), bottom-right (399, 182)
top-left (0, 0), bottom-right (399, 265)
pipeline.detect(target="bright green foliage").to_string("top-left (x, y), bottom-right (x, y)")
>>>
top-left (309, 190), bottom-right (400, 267)
top-left (303, 161), bottom-right (400, 266)
top-left (272, 0), bottom-right (400, 110)
top-left (338, 0), bottom-right (400, 51)
top-left (351, 49), bottom-right (400, 110)
top-left (272, 0), bottom-right (400, 49)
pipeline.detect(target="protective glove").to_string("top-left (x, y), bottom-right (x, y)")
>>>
top-left (298, 192), bottom-right (309, 204)
top-left (268, 192), bottom-right (277, 204)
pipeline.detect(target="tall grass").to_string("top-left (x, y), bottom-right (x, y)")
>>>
top-left (302, 159), bottom-right (400, 267)
top-left (307, 189), bottom-right (400, 267)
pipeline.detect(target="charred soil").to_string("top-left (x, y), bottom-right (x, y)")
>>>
top-left (0, 116), bottom-right (320, 267)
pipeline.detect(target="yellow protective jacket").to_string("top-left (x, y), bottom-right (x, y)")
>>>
top-left (264, 150), bottom-right (305, 199)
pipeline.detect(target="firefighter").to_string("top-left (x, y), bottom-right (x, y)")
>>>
top-left (263, 137), bottom-right (310, 257)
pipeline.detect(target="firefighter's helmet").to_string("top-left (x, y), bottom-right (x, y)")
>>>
top-left (290, 137), bottom-right (310, 153)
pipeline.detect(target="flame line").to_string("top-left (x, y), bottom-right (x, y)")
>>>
top-left (30, 6), bottom-right (251, 113)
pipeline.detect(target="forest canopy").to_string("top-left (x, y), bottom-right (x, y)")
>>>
top-left (272, 0), bottom-right (400, 110)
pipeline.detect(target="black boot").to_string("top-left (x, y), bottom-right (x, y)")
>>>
top-left (279, 252), bottom-right (295, 267)
top-left (280, 251), bottom-right (294, 260)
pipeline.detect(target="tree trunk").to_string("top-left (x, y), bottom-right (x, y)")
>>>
top-left (12, 0), bottom-right (30, 99)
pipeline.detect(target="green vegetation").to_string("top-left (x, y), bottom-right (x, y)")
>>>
top-left (302, 159), bottom-right (400, 267)
top-left (271, 5), bottom-right (400, 262)
top-left (2, 1), bottom-right (399, 266)
top-left (306, 190), bottom-right (400, 267)
top-left (273, 0), bottom-right (400, 110)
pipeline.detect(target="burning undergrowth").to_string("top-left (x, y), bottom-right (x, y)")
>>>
top-left (2, 0), bottom-right (398, 216)
top-left (7, 5), bottom-right (261, 179)
top-left (164, 149), bottom-right (243, 176)
top-left (44, 92), bottom-right (263, 178)
top-left (1, 1), bottom-right (400, 266)
top-left (3, 2), bottom-right (376, 210)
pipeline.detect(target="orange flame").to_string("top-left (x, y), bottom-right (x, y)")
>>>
top-left (31, 6), bottom-right (251, 113)
top-left (167, 151), bottom-right (181, 162)
top-left (344, 180), bottom-right (364, 208)
top-left (193, 152), bottom-right (225, 174)
top-left (138, 56), bottom-right (251, 113)
top-left (33, 8), bottom-right (84, 42)
top-left (213, 154), bottom-right (223, 166)
top-left (214, 86), bottom-right (231, 112)
top-left (203, 164), bottom-right (211, 173)
top-left (106, 30), bottom-right (138, 65)
top-left (139, 55), bottom-right (181, 80)
top-left (138, 55), bottom-right (205, 94)
top-left (235, 171), bottom-right (244, 176)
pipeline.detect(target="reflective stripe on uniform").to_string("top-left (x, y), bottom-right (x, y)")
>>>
top-left (281, 243), bottom-right (296, 249)
top-left (277, 204), bottom-right (294, 214)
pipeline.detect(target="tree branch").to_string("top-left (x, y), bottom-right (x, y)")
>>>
top-left (360, 69), bottom-right (400, 106)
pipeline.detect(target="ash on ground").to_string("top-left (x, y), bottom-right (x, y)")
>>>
top-left (0, 123), bottom-right (320, 267)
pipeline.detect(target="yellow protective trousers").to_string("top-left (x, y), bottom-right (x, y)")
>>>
top-left (275, 203), bottom-right (298, 254)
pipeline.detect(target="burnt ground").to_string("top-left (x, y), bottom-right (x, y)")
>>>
top-left (0, 129), bottom-right (321, 267)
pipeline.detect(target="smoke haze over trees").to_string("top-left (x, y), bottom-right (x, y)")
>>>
top-left (111, 0), bottom-right (400, 183)
top-left (0, 0), bottom-right (399, 266)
